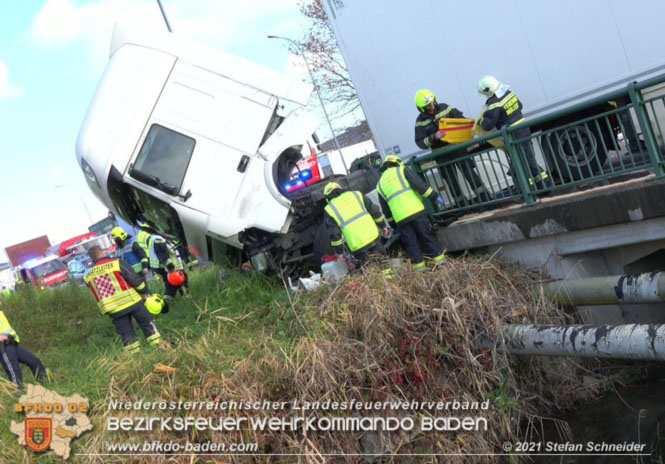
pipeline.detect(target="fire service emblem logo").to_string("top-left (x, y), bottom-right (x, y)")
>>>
top-left (25, 418), bottom-right (52, 453)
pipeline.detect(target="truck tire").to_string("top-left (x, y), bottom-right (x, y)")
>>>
top-left (312, 223), bottom-right (335, 270)
top-left (541, 125), bottom-right (608, 181)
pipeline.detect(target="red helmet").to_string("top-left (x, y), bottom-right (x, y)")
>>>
top-left (167, 270), bottom-right (187, 287)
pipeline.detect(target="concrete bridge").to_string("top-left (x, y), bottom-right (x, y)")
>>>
top-left (437, 173), bottom-right (665, 324)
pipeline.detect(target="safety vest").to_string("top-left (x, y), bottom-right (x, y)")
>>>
top-left (136, 231), bottom-right (161, 269)
top-left (377, 165), bottom-right (425, 224)
top-left (0, 310), bottom-right (19, 343)
top-left (324, 191), bottom-right (379, 252)
top-left (115, 240), bottom-right (142, 273)
top-left (84, 258), bottom-right (142, 315)
top-left (165, 244), bottom-right (184, 271)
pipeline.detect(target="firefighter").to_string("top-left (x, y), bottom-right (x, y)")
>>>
top-left (84, 245), bottom-right (161, 354)
top-left (377, 155), bottom-right (446, 271)
top-left (323, 182), bottom-right (390, 267)
top-left (111, 227), bottom-right (142, 273)
top-left (414, 89), bottom-right (491, 204)
top-left (0, 301), bottom-right (46, 388)
top-left (476, 75), bottom-right (550, 186)
top-left (173, 239), bottom-right (199, 271)
top-left (135, 223), bottom-right (155, 276)
top-left (134, 224), bottom-right (188, 304)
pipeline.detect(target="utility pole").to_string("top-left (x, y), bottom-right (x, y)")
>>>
top-left (156, 0), bottom-right (173, 32)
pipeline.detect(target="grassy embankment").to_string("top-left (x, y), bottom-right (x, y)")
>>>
top-left (0, 259), bottom-right (608, 463)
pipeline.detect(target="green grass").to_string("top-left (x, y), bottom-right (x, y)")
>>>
top-left (0, 257), bottom-right (626, 463)
top-left (0, 265), bottom-right (307, 462)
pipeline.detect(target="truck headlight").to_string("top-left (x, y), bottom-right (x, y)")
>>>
top-left (81, 158), bottom-right (100, 188)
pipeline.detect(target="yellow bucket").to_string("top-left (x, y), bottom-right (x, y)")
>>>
top-left (439, 118), bottom-right (474, 144)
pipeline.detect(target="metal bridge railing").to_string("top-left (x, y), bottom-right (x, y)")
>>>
top-left (410, 74), bottom-right (665, 219)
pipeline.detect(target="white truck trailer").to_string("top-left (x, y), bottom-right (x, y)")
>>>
top-left (324, 0), bottom-right (665, 171)
top-left (76, 25), bottom-right (380, 273)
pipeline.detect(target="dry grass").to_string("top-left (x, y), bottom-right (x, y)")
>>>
top-left (30, 258), bottom-right (611, 463)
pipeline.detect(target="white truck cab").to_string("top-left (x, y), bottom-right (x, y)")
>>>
top-left (77, 24), bottom-right (325, 267)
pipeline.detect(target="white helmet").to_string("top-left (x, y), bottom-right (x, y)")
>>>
top-left (478, 75), bottom-right (501, 96)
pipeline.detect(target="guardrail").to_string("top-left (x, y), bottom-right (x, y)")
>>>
top-left (410, 73), bottom-right (665, 219)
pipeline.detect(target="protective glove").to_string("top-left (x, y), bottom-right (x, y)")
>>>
top-left (381, 227), bottom-right (392, 239)
top-left (436, 196), bottom-right (445, 208)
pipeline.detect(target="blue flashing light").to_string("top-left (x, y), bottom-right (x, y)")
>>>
top-left (301, 170), bottom-right (311, 178)
top-left (296, 180), bottom-right (304, 186)
top-left (284, 183), bottom-right (292, 191)
top-left (22, 258), bottom-right (40, 268)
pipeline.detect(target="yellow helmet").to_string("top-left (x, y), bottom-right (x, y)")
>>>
top-left (145, 294), bottom-right (165, 315)
top-left (415, 89), bottom-right (436, 112)
top-left (111, 227), bottom-right (128, 241)
top-left (382, 155), bottom-right (403, 167)
top-left (323, 182), bottom-right (342, 198)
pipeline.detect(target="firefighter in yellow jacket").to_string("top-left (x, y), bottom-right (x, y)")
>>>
top-left (0, 301), bottom-right (46, 388)
top-left (323, 182), bottom-right (389, 266)
top-left (84, 246), bottom-right (161, 354)
top-left (377, 155), bottom-right (446, 270)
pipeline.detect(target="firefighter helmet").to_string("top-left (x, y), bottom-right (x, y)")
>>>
top-left (111, 227), bottom-right (128, 241)
top-left (477, 75), bottom-right (501, 96)
top-left (382, 155), bottom-right (403, 167)
top-left (415, 89), bottom-right (436, 112)
top-left (167, 270), bottom-right (187, 287)
top-left (145, 294), bottom-right (165, 315)
top-left (323, 182), bottom-right (342, 198)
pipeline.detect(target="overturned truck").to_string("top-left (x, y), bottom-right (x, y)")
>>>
top-left (76, 25), bottom-right (380, 275)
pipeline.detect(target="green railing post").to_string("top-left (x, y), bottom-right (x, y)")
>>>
top-left (503, 127), bottom-right (536, 205)
top-left (627, 82), bottom-right (664, 177)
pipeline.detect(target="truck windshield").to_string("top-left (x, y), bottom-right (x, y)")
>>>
top-left (107, 169), bottom-right (186, 241)
top-left (132, 124), bottom-right (196, 193)
top-left (31, 260), bottom-right (65, 279)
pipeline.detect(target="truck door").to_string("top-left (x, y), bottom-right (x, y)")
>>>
top-left (132, 61), bottom-right (277, 220)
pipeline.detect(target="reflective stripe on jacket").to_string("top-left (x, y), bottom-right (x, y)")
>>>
top-left (324, 191), bottom-right (380, 252)
top-left (135, 231), bottom-right (153, 268)
top-left (481, 91), bottom-right (526, 131)
top-left (0, 310), bottom-right (19, 343)
top-left (84, 258), bottom-right (143, 315)
top-left (377, 165), bottom-right (425, 224)
top-left (136, 231), bottom-right (164, 269)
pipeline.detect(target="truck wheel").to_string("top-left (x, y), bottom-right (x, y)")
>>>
top-left (313, 223), bottom-right (335, 270)
top-left (542, 125), bottom-right (608, 181)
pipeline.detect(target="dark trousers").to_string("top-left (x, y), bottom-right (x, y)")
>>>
top-left (398, 215), bottom-right (443, 265)
top-left (351, 240), bottom-right (386, 267)
top-left (154, 268), bottom-right (188, 299)
top-left (615, 95), bottom-right (642, 151)
top-left (437, 148), bottom-right (486, 201)
top-left (513, 127), bottom-right (544, 177)
top-left (0, 343), bottom-right (46, 387)
top-left (111, 305), bottom-right (159, 346)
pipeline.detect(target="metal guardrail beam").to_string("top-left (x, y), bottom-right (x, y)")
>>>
top-left (542, 272), bottom-right (665, 306)
top-left (478, 324), bottom-right (665, 360)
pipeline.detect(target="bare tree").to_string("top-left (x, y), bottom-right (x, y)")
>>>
top-left (294, 0), bottom-right (362, 123)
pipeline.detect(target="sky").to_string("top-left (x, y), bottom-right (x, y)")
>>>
top-left (0, 0), bottom-right (317, 263)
